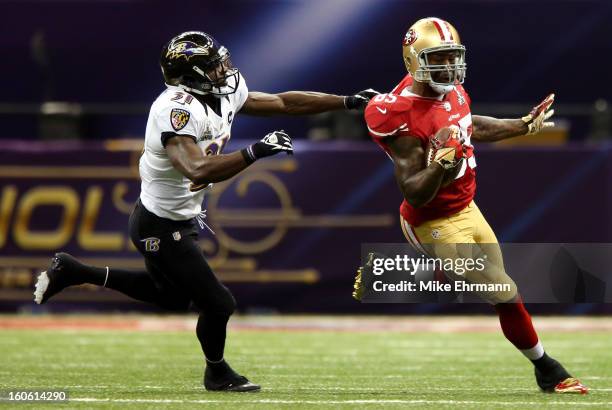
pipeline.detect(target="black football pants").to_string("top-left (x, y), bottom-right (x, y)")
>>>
top-left (102, 199), bottom-right (235, 361)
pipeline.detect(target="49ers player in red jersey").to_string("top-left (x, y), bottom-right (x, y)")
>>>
top-left (356, 17), bottom-right (587, 394)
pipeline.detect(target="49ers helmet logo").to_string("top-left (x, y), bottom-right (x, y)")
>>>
top-left (403, 29), bottom-right (418, 46)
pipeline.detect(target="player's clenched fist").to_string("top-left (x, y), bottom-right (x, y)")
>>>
top-left (344, 89), bottom-right (381, 110)
top-left (242, 131), bottom-right (293, 164)
top-left (427, 126), bottom-right (465, 170)
top-left (522, 93), bottom-right (555, 135)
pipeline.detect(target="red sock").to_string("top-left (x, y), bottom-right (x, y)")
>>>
top-left (494, 295), bottom-right (541, 356)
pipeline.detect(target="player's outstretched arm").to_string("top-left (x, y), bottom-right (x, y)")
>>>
top-left (166, 131), bottom-right (293, 185)
top-left (387, 136), bottom-right (446, 208)
top-left (471, 115), bottom-right (528, 142)
top-left (240, 89), bottom-right (379, 116)
top-left (472, 94), bottom-right (555, 142)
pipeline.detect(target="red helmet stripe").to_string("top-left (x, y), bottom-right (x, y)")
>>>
top-left (431, 18), bottom-right (452, 41)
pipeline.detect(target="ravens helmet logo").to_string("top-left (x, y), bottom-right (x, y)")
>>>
top-left (165, 41), bottom-right (211, 61)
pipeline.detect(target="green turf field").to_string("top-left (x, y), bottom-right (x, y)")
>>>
top-left (0, 316), bottom-right (610, 409)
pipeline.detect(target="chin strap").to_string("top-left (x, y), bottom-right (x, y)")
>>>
top-left (429, 82), bottom-right (455, 95)
top-left (177, 83), bottom-right (207, 96)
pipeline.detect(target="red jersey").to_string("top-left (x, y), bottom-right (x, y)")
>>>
top-left (365, 74), bottom-right (476, 227)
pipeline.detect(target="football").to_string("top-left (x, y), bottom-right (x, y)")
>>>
top-left (426, 126), bottom-right (465, 186)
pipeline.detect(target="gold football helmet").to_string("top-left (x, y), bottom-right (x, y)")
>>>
top-left (402, 17), bottom-right (466, 93)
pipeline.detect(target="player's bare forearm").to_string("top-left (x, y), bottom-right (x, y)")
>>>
top-left (387, 136), bottom-right (445, 208)
top-left (166, 136), bottom-right (250, 185)
top-left (241, 91), bottom-right (345, 116)
top-left (395, 162), bottom-right (445, 208)
top-left (190, 151), bottom-right (250, 185)
top-left (471, 115), bottom-right (528, 142)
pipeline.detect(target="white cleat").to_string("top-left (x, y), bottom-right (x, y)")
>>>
top-left (33, 271), bottom-right (50, 305)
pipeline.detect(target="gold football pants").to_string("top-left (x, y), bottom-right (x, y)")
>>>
top-left (401, 201), bottom-right (517, 304)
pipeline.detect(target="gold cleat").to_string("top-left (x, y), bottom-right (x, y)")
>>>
top-left (352, 267), bottom-right (364, 301)
top-left (554, 377), bottom-right (589, 394)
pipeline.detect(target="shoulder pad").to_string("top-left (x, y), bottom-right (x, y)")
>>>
top-left (364, 94), bottom-right (413, 138)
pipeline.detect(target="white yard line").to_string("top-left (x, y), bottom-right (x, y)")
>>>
top-left (59, 386), bottom-right (612, 392)
top-left (69, 398), bottom-right (610, 406)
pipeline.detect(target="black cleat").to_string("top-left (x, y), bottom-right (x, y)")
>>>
top-left (204, 374), bottom-right (260, 392)
top-left (534, 357), bottom-right (571, 392)
top-left (33, 253), bottom-right (85, 304)
top-left (204, 362), bottom-right (260, 392)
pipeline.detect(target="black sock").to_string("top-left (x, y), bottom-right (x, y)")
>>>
top-left (531, 352), bottom-right (558, 372)
top-left (206, 358), bottom-right (230, 374)
top-left (59, 255), bottom-right (179, 307)
top-left (197, 313), bottom-right (230, 363)
top-left (58, 256), bottom-right (107, 286)
top-left (62, 256), bottom-right (147, 291)
top-left (104, 268), bottom-right (174, 306)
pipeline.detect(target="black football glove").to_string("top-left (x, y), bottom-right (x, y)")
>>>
top-left (242, 130), bottom-right (293, 164)
top-left (344, 88), bottom-right (380, 110)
